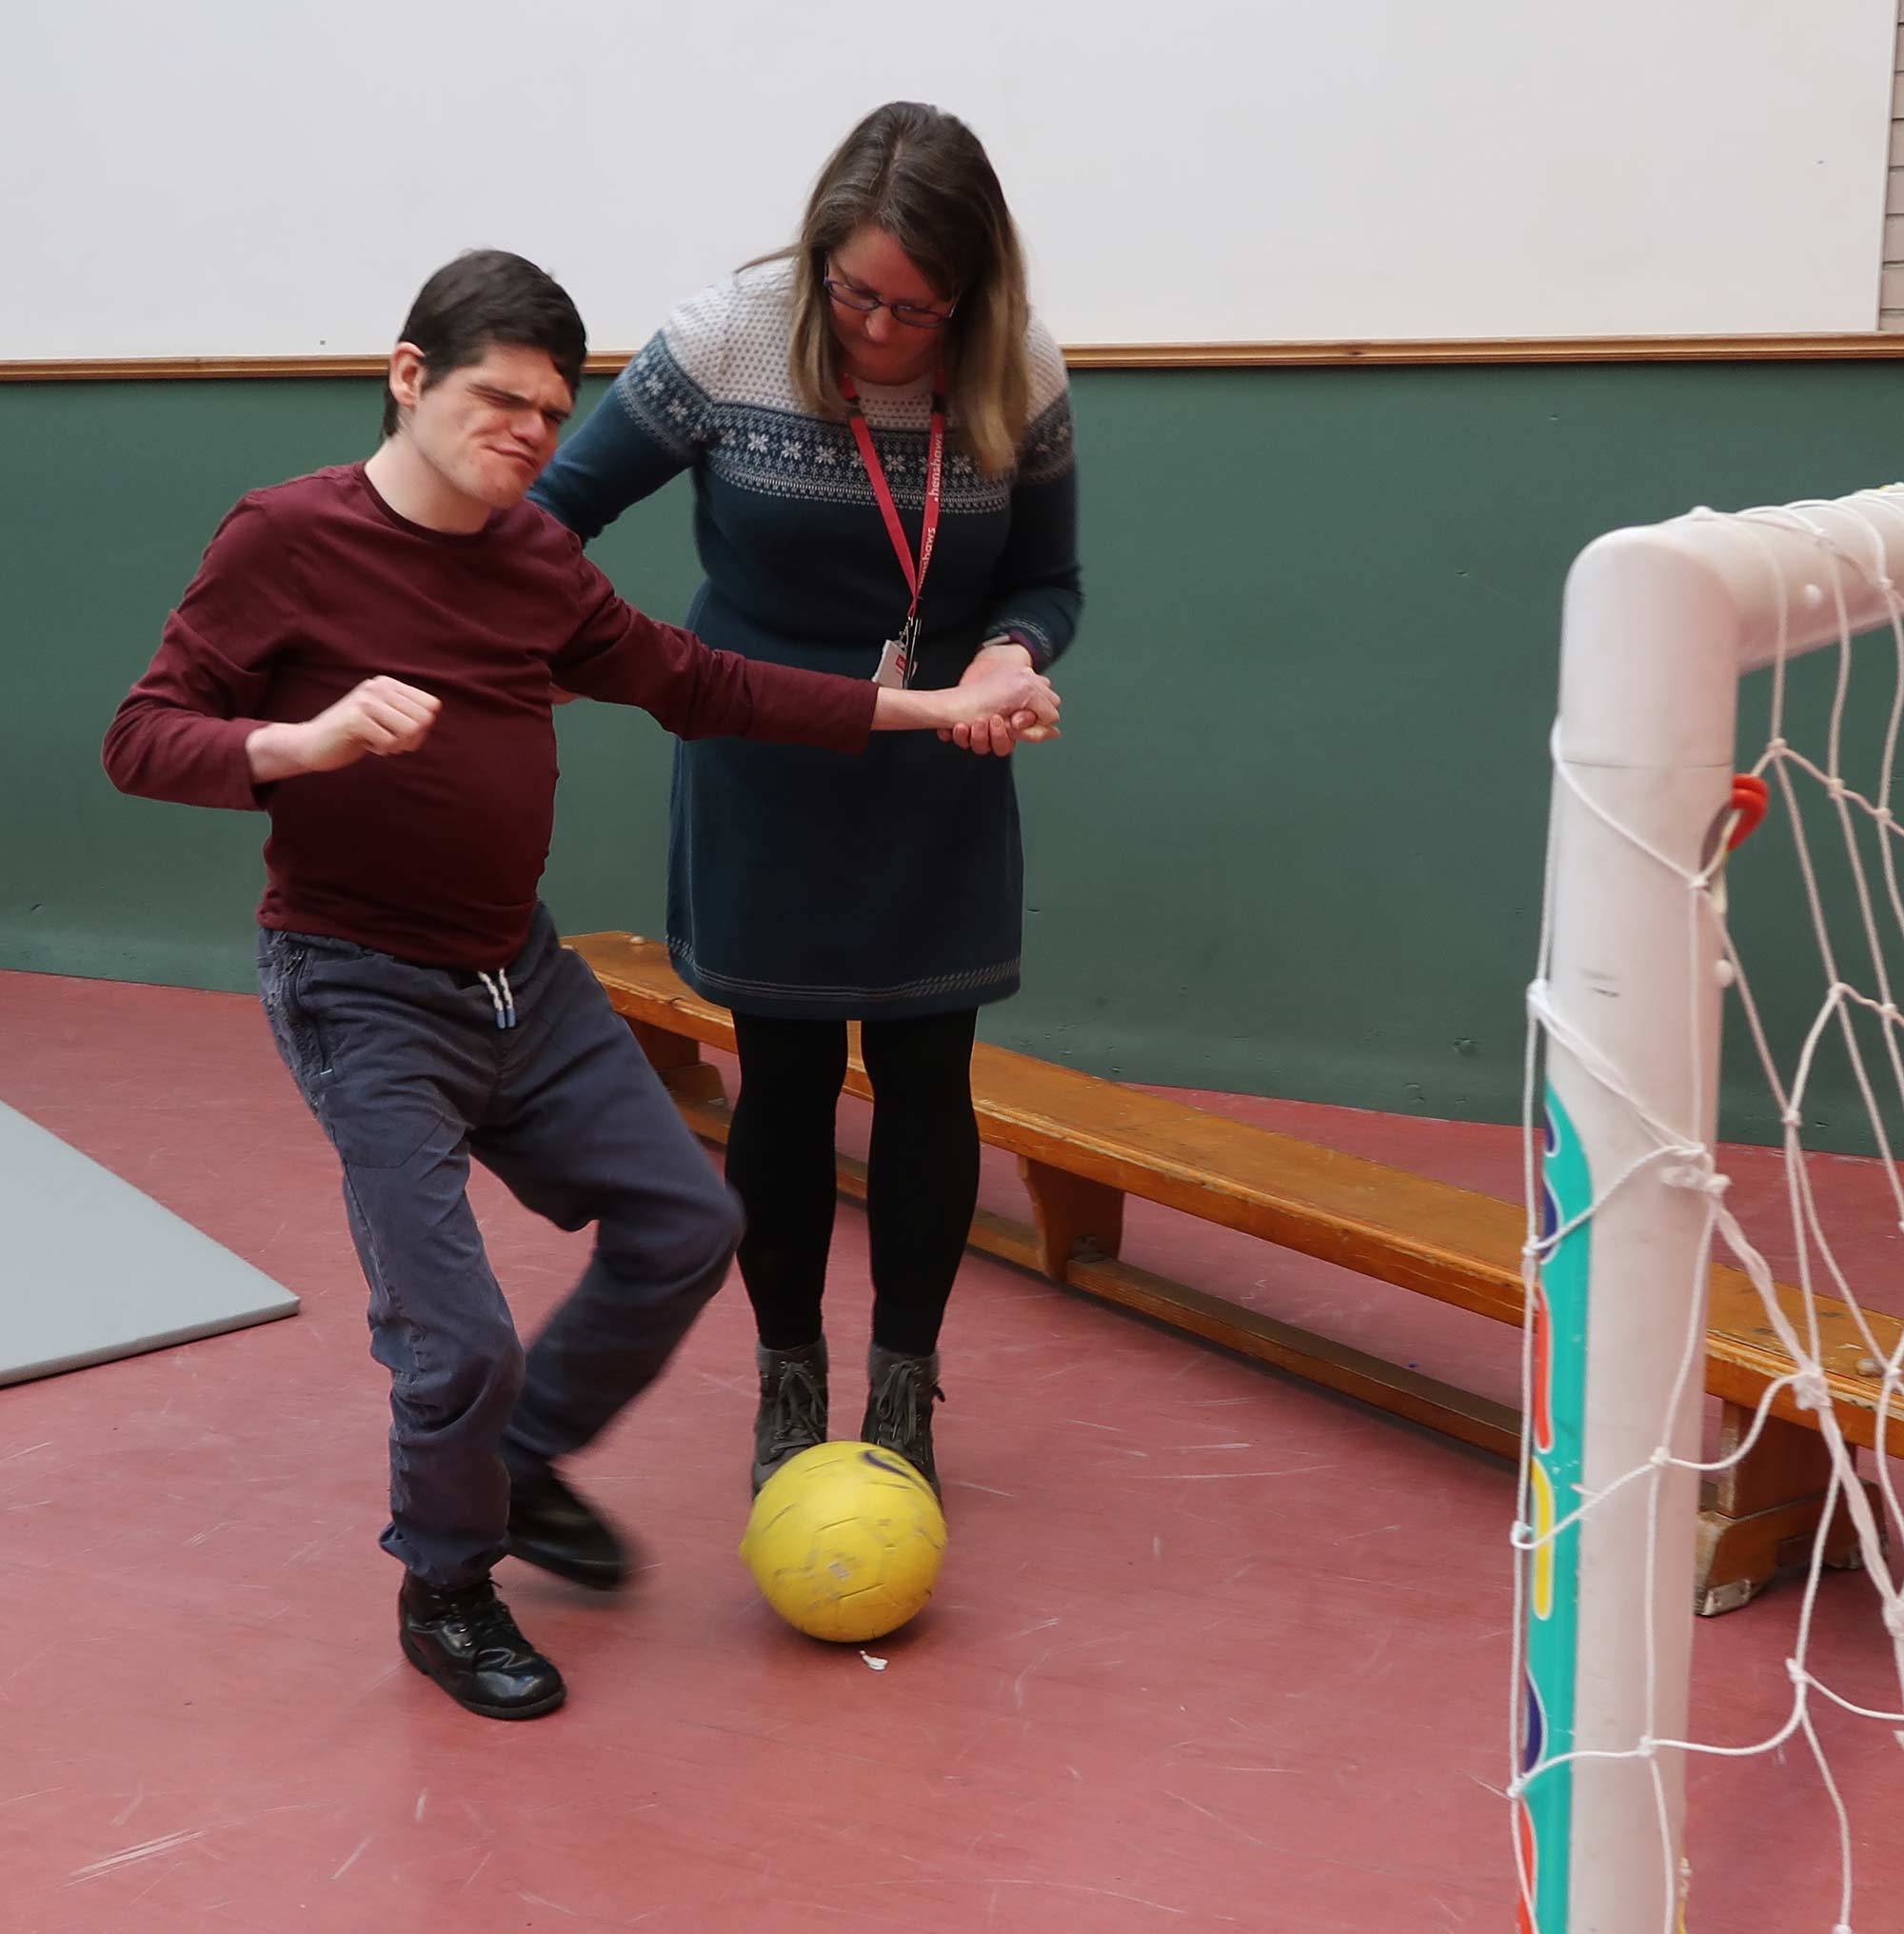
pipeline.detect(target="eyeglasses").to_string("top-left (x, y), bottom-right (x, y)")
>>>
top-left (823, 271), bottom-right (958, 331)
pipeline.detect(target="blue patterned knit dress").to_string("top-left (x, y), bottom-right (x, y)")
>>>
top-left (530, 261), bottom-right (1082, 1021)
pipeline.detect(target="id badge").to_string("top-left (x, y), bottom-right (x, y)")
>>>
top-left (872, 637), bottom-right (910, 689)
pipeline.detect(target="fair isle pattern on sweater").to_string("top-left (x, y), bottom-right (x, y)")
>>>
top-left (607, 260), bottom-right (1077, 511)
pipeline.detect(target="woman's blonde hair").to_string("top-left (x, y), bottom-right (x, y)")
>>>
top-left (764, 102), bottom-right (1030, 477)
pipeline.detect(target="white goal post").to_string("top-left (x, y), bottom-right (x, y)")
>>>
top-left (1517, 488), bottom-right (1904, 1933)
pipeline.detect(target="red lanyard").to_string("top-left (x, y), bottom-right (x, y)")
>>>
top-left (840, 369), bottom-right (945, 633)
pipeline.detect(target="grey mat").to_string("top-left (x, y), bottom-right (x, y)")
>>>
top-left (0, 1102), bottom-right (298, 1386)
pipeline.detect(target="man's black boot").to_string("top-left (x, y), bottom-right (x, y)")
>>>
top-left (506, 1461), bottom-right (628, 1591)
top-left (398, 1572), bottom-right (566, 1720)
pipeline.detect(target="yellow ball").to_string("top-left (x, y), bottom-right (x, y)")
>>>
top-left (740, 1441), bottom-right (947, 1643)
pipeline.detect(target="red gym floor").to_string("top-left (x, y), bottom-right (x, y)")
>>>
top-left (3, 968), bottom-right (1900, 1933)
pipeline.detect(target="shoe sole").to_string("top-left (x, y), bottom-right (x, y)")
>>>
top-left (400, 1631), bottom-right (568, 1721)
top-left (504, 1537), bottom-right (626, 1592)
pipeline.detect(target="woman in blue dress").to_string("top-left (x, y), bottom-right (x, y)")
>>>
top-left (532, 101), bottom-right (1082, 1498)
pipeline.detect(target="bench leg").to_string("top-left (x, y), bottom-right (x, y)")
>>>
top-left (1695, 1405), bottom-right (1881, 1616)
top-left (625, 1019), bottom-right (728, 1108)
top-left (1018, 1158), bottom-right (1125, 1282)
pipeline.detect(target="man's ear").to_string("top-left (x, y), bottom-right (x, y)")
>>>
top-left (386, 342), bottom-right (428, 421)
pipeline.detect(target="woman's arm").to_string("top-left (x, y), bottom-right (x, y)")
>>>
top-left (979, 331), bottom-right (1082, 670)
top-left (530, 322), bottom-right (716, 541)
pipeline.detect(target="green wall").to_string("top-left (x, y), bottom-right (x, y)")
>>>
top-left (4, 364), bottom-right (1899, 1140)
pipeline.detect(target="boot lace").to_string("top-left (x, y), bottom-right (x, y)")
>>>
top-left (762, 1359), bottom-right (827, 1463)
top-left (868, 1362), bottom-right (944, 1466)
top-left (437, 1582), bottom-right (533, 1666)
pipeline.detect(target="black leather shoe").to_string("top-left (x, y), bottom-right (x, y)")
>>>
top-left (506, 1463), bottom-right (628, 1591)
top-left (398, 1573), bottom-right (566, 1720)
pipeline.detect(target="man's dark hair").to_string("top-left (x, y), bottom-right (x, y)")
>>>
top-left (381, 249), bottom-right (587, 438)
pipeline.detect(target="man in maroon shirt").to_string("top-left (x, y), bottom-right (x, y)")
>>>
top-left (103, 250), bottom-right (1059, 1721)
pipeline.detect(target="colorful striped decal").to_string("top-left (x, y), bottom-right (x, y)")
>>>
top-left (1519, 1086), bottom-right (1592, 1932)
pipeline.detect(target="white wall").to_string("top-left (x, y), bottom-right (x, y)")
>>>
top-left (1879, 0), bottom-right (1904, 327)
top-left (2, 0), bottom-right (1895, 358)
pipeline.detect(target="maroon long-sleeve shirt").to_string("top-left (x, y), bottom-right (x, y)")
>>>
top-left (103, 463), bottom-right (878, 967)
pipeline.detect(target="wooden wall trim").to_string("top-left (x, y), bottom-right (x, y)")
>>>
top-left (7, 334), bottom-right (1904, 382)
top-left (1061, 333), bottom-right (1904, 368)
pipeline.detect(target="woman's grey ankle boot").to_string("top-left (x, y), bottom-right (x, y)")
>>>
top-left (752, 1339), bottom-right (829, 1495)
top-left (862, 1344), bottom-right (944, 1497)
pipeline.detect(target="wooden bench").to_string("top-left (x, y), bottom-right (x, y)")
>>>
top-left (567, 931), bottom-right (1900, 1616)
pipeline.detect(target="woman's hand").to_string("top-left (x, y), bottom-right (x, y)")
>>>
top-left (868, 646), bottom-right (1060, 749)
top-left (937, 640), bottom-right (1061, 757)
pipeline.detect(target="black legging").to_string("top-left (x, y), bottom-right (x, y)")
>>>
top-left (724, 1008), bottom-right (981, 1357)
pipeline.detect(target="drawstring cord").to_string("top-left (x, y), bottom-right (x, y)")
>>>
top-left (474, 967), bottom-right (517, 1030)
